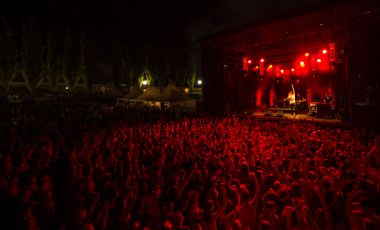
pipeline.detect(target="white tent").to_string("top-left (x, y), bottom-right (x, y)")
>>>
top-left (133, 87), bottom-right (162, 101)
top-left (159, 84), bottom-right (192, 102)
top-left (124, 86), bottom-right (143, 99)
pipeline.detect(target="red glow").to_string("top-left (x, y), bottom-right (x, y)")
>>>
top-left (248, 59), bottom-right (252, 64)
top-left (317, 58), bottom-right (322, 63)
top-left (329, 43), bottom-right (336, 62)
top-left (256, 89), bottom-right (262, 107)
top-left (280, 69), bottom-right (284, 74)
top-left (255, 66), bottom-right (259, 70)
top-left (275, 66), bottom-right (281, 77)
top-left (242, 57), bottom-right (249, 71)
top-left (284, 69), bottom-right (291, 76)
top-left (291, 68), bottom-right (295, 72)
top-left (300, 61), bottom-right (306, 67)
top-left (259, 60), bottom-right (265, 76)
top-left (267, 64), bottom-right (273, 71)
top-left (305, 52), bottom-right (310, 57)
top-left (322, 49), bottom-right (328, 54)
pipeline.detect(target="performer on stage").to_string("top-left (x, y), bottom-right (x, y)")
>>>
top-left (324, 93), bottom-right (333, 104)
top-left (287, 84), bottom-right (296, 115)
top-left (287, 85), bottom-right (295, 105)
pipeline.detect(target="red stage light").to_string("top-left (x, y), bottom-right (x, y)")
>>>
top-left (291, 68), bottom-right (295, 72)
top-left (322, 49), bottom-right (328, 54)
top-left (242, 57), bottom-right (249, 71)
top-left (305, 52), bottom-right (310, 57)
top-left (329, 43), bottom-right (336, 62)
top-left (300, 61), bottom-right (306, 67)
top-left (280, 69), bottom-right (284, 74)
top-left (317, 58), bottom-right (322, 63)
top-left (267, 64), bottom-right (273, 71)
top-left (259, 59), bottom-right (265, 76)
top-left (248, 59), bottom-right (252, 64)
top-left (255, 66), bottom-right (259, 70)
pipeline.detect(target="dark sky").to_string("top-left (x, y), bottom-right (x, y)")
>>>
top-left (2, 0), bottom-right (326, 43)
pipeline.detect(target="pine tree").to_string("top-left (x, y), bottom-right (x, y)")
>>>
top-left (120, 58), bottom-right (134, 87)
top-left (46, 32), bottom-right (59, 90)
top-left (63, 29), bottom-right (79, 88)
top-left (0, 16), bottom-right (17, 92)
top-left (75, 32), bottom-right (89, 89)
top-left (21, 17), bottom-right (44, 93)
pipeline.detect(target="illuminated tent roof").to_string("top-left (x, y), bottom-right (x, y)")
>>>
top-left (134, 87), bottom-right (161, 101)
top-left (124, 86), bottom-right (143, 99)
top-left (159, 83), bottom-right (192, 102)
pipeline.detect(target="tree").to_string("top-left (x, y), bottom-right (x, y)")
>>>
top-left (0, 15), bottom-right (17, 92)
top-left (62, 29), bottom-right (79, 88)
top-left (120, 58), bottom-right (134, 87)
top-left (75, 32), bottom-right (89, 89)
top-left (184, 61), bottom-right (196, 88)
top-left (21, 17), bottom-right (44, 93)
top-left (111, 42), bottom-right (122, 88)
top-left (138, 67), bottom-right (153, 87)
top-left (45, 32), bottom-right (59, 90)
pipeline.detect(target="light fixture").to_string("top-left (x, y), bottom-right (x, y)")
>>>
top-left (142, 80), bottom-right (148, 86)
top-left (197, 80), bottom-right (202, 86)
top-left (65, 86), bottom-right (69, 90)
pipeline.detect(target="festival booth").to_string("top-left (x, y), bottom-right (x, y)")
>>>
top-left (117, 86), bottom-right (143, 105)
top-left (159, 84), bottom-right (196, 114)
top-left (132, 86), bottom-right (162, 107)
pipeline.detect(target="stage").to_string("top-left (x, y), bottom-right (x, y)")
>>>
top-left (250, 110), bottom-right (344, 126)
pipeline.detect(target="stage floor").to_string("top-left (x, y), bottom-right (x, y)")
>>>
top-left (251, 111), bottom-right (344, 126)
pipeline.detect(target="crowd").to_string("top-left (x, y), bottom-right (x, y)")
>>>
top-left (1, 101), bottom-right (380, 230)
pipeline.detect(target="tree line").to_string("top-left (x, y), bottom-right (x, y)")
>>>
top-left (0, 16), bottom-right (199, 94)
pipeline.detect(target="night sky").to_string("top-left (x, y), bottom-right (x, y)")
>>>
top-left (2, 0), bottom-right (326, 44)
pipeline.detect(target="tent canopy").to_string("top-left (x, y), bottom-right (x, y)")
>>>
top-left (124, 86), bottom-right (143, 99)
top-left (159, 84), bottom-right (192, 102)
top-left (134, 87), bottom-right (161, 101)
